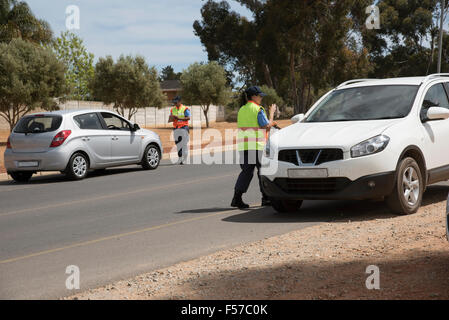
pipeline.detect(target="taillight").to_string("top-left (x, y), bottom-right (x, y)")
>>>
top-left (6, 136), bottom-right (11, 149)
top-left (50, 130), bottom-right (71, 148)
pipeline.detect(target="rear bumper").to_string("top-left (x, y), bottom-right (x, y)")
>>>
top-left (261, 171), bottom-right (396, 200)
top-left (4, 147), bottom-right (70, 172)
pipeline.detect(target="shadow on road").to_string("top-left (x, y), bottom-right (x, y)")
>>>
top-left (0, 166), bottom-right (151, 185)
top-left (157, 249), bottom-right (449, 300)
top-left (176, 207), bottom-right (251, 214)
top-left (177, 184), bottom-right (449, 224)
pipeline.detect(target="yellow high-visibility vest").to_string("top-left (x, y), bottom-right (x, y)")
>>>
top-left (237, 101), bottom-right (266, 151)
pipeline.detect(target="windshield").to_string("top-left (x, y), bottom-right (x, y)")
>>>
top-left (305, 85), bottom-right (419, 122)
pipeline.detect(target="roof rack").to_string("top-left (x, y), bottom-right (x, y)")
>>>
top-left (337, 79), bottom-right (378, 89)
top-left (421, 73), bottom-right (449, 84)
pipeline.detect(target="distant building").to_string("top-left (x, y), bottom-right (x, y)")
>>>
top-left (160, 80), bottom-right (182, 104)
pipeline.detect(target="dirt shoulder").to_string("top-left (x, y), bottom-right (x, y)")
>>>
top-left (68, 186), bottom-right (449, 300)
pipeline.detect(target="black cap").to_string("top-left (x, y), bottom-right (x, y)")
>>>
top-left (245, 86), bottom-right (266, 98)
top-left (172, 96), bottom-right (182, 103)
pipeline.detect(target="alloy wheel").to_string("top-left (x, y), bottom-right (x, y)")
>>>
top-left (73, 155), bottom-right (87, 177)
top-left (147, 147), bottom-right (160, 168)
top-left (402, 166), bottom-right (420, 206)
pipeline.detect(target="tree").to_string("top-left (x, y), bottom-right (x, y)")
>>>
top-left (159, 65), bottom-right (181, 81)
top-left (362, 0), bottom-right (448, 77)
top-left (0, 0), bottom-right (52, 45)
top-left (90, 55), bottom-right (165, 120)
top-left (258, 85), bottom-right (283, 110)
top-left (52, 31), bottom-right (94, 101)
top-left (194, 0), bottom-right (373, 114)
top-left (181, 61), bottom-right (230, 128)
top-left (0, 38), bottom-right (69, 131)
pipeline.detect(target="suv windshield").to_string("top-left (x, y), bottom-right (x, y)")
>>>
top-left (14, 115), bottom-right (63, 134)
top-left (305, 85), bottom-right (419, 122)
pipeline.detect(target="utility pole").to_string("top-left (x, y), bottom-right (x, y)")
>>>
top-left (438, 0), bottom-right (445, 73)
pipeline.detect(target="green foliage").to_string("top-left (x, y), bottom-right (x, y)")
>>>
top-left (159, 65), bottom-right (181, 81)
top-left (363, 0), bottom-right (444, 77)
top-left (258, 85), bottom-right (283, 109)
top-left (0, 38), bottom-right (68, 131)
top-left (0, 0), bottom-right (53, 45)
top-left (90, 55), bottom-right (166, 120)
top-left (52, 31), bottom-right (94, 101)
top-left (194, 0), bottom-right (373, 114)
top-left (181, 61), bottom-right (231, 127)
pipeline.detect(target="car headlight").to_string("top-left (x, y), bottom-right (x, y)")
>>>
top-left (351, 135), bottom-right (390, 158)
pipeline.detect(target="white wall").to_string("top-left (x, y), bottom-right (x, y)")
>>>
top-left (0, 101), bottom-right (226, 130)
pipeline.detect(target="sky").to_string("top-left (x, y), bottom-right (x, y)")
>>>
top-left (24, 0), bottom-right (252, 73)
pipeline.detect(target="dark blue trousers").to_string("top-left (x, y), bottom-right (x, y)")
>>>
top-left (234, 150), bottom-right (265, 195)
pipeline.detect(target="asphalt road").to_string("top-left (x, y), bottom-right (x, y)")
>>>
top-left (2, 152), bottom-right (440, 299)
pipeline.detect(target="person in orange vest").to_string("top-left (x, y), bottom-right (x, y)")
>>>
top-left (168, 96), bottom-right (191, 165)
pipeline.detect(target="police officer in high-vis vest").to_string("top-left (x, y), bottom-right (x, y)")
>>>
top-left (168, 96), bottom-right (191, 165)
top-left (231, 86), bottom-right (277, 209)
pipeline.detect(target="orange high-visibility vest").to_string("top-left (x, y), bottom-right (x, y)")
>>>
top-left (171, 104), bottom-right (190, 128)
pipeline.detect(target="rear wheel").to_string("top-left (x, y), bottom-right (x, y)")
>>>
top-left (142, 144), bottom-right (161, 170)
top-left (386, 157), bottom-right (423, 215)
top-left (271, 199), bottom-right (303, 213)
top-left (65, 152), bottom-right (89, 180)
top-left (9, 171), bottom-right (33, 183)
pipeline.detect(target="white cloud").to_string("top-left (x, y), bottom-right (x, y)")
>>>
top-left (24, 0), bottom-right (252, 71)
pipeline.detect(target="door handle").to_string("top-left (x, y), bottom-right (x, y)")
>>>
top-left (82, 137), bottom-right (90, 142)
top-left (112, 137), bottom-right (118, 141)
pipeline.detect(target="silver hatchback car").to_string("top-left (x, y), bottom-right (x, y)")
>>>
top-left (4, 110), bottom-right (163, 182)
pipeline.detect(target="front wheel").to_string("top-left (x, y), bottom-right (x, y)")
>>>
top-left (386, 157), bottom-right (423, 215)
top-left (271, 199), bottom-right (303, 213)
top-left (142, 144), bottom-right (161, 170)
top-left (9, 171), bottom-right (33, 183)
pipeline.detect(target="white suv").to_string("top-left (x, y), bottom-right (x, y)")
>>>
top-left (261, 74), bottom-right (449, 215)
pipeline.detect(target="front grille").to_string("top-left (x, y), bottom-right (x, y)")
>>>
top-left (274, 178), bottom-right (351, 194)
top-left (278, 149), bottom-right (343, 166)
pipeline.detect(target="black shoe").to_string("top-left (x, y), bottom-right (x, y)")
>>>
top-left (261, 197), bottom-right (271, 207)
top-left (231, 193), bottom-right (250, 209)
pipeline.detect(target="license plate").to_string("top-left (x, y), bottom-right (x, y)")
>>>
top-left (18, 161), bottom-right (38, 168)
top-left (288, 168), bottom-right (328, 178)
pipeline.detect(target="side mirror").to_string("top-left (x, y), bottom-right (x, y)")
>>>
top-left (291, 114), bottom-right (305, 124)
top-left (132, 123), bottom-right (140, 131)
top-left (427, 107), bottom-right (449, 121)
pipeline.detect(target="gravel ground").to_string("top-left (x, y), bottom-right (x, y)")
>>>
top-left (68, 185), bottom-right (449, 300)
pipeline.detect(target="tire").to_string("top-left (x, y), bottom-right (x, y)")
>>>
top-left (65, 152), bottom-right (89, 180)
top-left (386, 157), bottom-right (423, 215)
top-left (142, 144), bottom-right (161, 170)
top-left (271, 199), bottom-right (303, 213)
top-left (9, 171), bottom-right (33, 183)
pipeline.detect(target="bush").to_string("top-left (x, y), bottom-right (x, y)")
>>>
top-left (280, 106), bottom-right (295, 119)
top-left (225, 110), bottom-right (238, 122)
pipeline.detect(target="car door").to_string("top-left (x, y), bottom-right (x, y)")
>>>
top-left (420, 82), bottom-right (449, 170)
top-left (100, 112), bottom-right (141, 163)
top-left (73, 112), bottom-right (112, 166)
